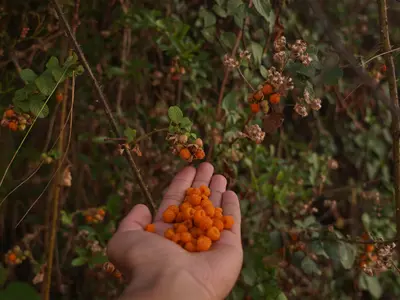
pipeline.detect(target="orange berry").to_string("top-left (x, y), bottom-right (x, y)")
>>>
top-left (189, 194), bottom-right (202, 206)
top-left (289, 232), bottom-right (298, 242)
top-left (175, 223), bottom-right (188, 233)
top-left (223, 215), bottom-right (235, 229)
top-left (181, 232), bottom-right (192, 243)
top-left (175, 212), bottom-right (185, 222)
top-left (145, 223), bottom-right (156, 233)
top-left (113, 270), bottom-right (122, 279)
top-left (162, 209), bottom-right (176, 223)
top-left (215, 208), bottom-right (223, 219)
top-left (201, 199), bottom-right (213, 208)
top-left (183, 219), bottom-right (193, 229)
top-left (194, 210), bottom-right (206, 225)
top-left (85, 215), bottom-right (93, 223)
top-left (98, 208), bottom-right (106, 216)
top-left (197, 236), bottom-right (212, 252)
top-left (361, 232), bottom-right (369, 241)
top-left (365, 244), bottom-right (375, 253)
top-left (182, 207), bottom-right (195, 220)
top-left (200, 185), bottom-right (211, 196)
top-left (180, 202), bottom-right (192, 212)
top-left (5, 109), bottom-right (14, 118)
top-left (269, 93), bottom-right (281, 104)
top-left (184, 242), bottom-right (196, 252)
top-left (381, 64), bottom-right (387, 73)
top-left (253, 90), bottom-right (264, 101)
top-left (195, 149), bottom-right (205, 160)
top-left (179, 148), bottom-right (191, 160)
top-left (164, 228), bottom-right (175, 240)
top-left (8, 121), bottom-right (17, 131)
top-left (168, 205), bottom-right (180, 214)
top-left (171, 233), bottom-right (181, 243)
top-left (193, 205), bottom-right (203, 211)
top-left (199, 216), bottom-right (213, 231)
top-left (359, 261), bottom-right (367, 268)
top-left (8, 253), bottom-right (17, 262)
top-left (213, 219), bottom-right (224, 232)
top-left (360, 254), bottom-right (367, 261)
top-left (204, 205), bottom-right (215, 217)
top-left (250, 103), bottom-right (260, 113)
top-left (186, 187), bottom-right (194, 195)
top-left (262, 84), bottom-right (273, 96)
top-left (206, 226), bottom-right (221, 241)
top-left (190, 227), bottom-right (203, 238)
top-left (56, 92), bottom-right (63, 103)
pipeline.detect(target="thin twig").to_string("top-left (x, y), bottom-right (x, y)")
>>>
top-left (52, 0), bottom-right (156, 213)
top-left (377, 0), bottom-right (400, 256)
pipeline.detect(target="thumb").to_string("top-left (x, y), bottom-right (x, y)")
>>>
top-left (117, 204), bottom-right (152, 232)
top-left (107, 204), bottom-right (152, 277)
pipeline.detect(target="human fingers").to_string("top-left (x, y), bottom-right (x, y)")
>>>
top-left (117, 204), bottom-right (152, 233)
top-left (155, 166), bottom-right (196, 221)
top-left (215, 191), bottom-right (241, 248)
top-left (209, 175), bottom-right (227, 207)
top-left (191, 162), bottom-right (214, 188)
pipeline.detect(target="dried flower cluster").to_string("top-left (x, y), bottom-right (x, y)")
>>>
top-left (289, 39), bottom-right (313, 66)
top-left (1, 106), bottom-right (33, 131)
top-left (75, 229), bottom-right (107, 255)
top-left (238, 124), bottom-right (266, 144)
top-left (167, 134), bottom-right (205, 162)
top-left (266, 67), bottom-right (294, 95)
top-left (83, 208), bottom-right (106, 224)
top-left (4, 245), bottom-right (31, 266)
top-left (294, 89), bottom-right (322, 117)
top-left (360, 240), bottom-right (396, 276)
top-left (223, 54), bottom-right (240, 69)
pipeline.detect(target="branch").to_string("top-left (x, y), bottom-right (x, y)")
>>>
top-left (52, 0), bottom-right (157, 214)
top-left (305, 0), bottom-right (400, 118)
top-left (377, 0), bottom-right (400, 256)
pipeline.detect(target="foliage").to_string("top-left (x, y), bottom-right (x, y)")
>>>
top-left (0, 0), bottom-right (399, 299)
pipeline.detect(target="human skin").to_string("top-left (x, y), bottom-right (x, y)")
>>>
top-left (107, 162), bottom-right (243, 300)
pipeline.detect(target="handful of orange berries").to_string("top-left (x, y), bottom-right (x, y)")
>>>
top-left (145, 185), bottom-right (234, 252)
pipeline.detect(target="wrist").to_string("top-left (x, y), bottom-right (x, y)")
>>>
top-left (120, 267), bottom-right (216, 300)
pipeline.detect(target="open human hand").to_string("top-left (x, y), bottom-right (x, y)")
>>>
top-left (107, 162), bottom-right (243, 300)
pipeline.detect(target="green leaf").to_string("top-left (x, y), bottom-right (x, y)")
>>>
top-left (260, 65), bottom-right (268, 79)
top-left (61, 210), bottom-right (73, 227)
top-left (20, 69), bottom-right (38, 84)
top-left (179, 117), bottom-right (193, 131)
top-left (35, 71), bottom-right (56, 96)
top-left (107, 194), bottom-right (122, 218)
top-left (268, 230), bottom-right (282, 251)
top-left (124, 127), bottom-right (137, 143)
top-left (301, 256), bottom-right (320, 275)
top-left (46, 56), bottom-right (60, 70)
top-left (89, 253), bottom-right (108, 267)
top-left (168, 106), bottom-right (184, 124)
top-left (241, 267), bottom-right (257, 285)
top-left (222, 91), bottom-right (237, 112)
top-left (0, 263), bottom-right (8, 287)
top-left (201, 9), bottom-right (216, 28)
top-left (29, 101), bottom-right (49, 118)
top-left (213, 4), bottom-right (227, 18)
top-left (251, 42), bottom-right (263, 66)
top-left (0, 282), bottom-right (40, 300)
top-left (366, 276), bottom-right (382, 299)
top-left (51, 67), bottom-right (66, 82)
top-left (71, 257), bottom-right (88, 267)
top-left (339, 242), bottom-right (356, 269)
top-left (321, 67), bottom-right (343, 85)
top-left (252, 0), bottom-right (275, 32)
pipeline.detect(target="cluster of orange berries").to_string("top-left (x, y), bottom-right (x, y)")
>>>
top-left (248, 83), bottom-right (281, 114)
top-left (145, 185), bottom-right (234, 252)
top-left (103, 262), bottom-right (123, 279)
top-left (359, 234), bottom-right (377, 269)
top-left (84, 208), bottom-right (106, 224)
top-left (5, 246), bottom-right (30, 266)
top-left (169, 134), bottom-right (206, 162)
top-left (1, 107), bottom-right (33, 132)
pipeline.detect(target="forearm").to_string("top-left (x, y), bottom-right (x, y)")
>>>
top-left (119, 268), bottom-right (216, 300)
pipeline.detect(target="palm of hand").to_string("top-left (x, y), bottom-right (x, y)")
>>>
top-left (108, 163), bottom-right (243, 300)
